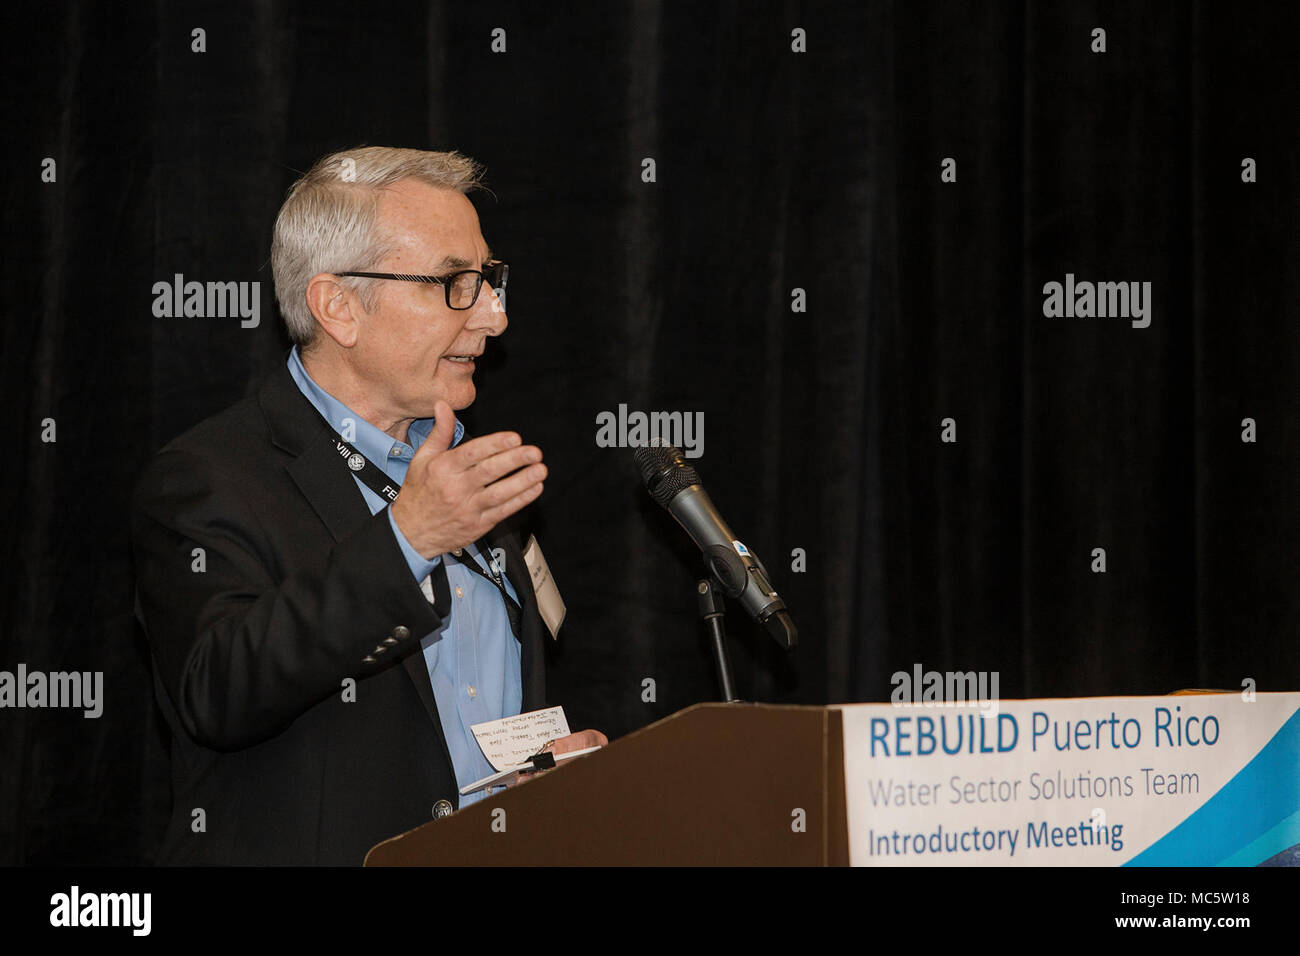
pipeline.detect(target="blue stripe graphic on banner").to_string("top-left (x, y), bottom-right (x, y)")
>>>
top-left (1126, 706), bottom-right (1300, 866)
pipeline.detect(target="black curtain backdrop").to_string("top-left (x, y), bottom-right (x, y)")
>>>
top-left (2, 1), bottom-right (1296, 864)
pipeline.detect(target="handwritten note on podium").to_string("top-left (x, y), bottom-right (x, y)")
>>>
top-left (472, 706), bottom-right (571, 773)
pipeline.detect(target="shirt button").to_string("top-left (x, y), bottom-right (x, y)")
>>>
top-left (455, 585), bottom-right (464, 599)
top-left (467, 685), bottom-right (477, 698)
top-left (391, 445), bottom-right (403, 457)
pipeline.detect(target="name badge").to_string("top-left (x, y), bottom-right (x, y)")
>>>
top-left (522, 535), bottom-right (565, 640)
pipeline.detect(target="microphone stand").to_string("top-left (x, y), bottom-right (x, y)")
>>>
top-left (696, 577), bottom-right (739, 703)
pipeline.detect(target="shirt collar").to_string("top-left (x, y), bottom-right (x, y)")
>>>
top-left (286, 346), bottom-right (463, 464)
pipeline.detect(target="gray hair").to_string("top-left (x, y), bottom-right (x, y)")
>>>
top-left (271, 145), bottom-right (485, 349)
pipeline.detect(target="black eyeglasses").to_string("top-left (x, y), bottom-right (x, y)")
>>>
top-left (336, 259), bottom-right (508, 311)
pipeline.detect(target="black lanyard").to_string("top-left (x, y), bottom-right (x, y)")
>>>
top-left (323, 424), bottom-right (523, 637)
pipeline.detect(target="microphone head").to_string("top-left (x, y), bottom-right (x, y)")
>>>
top-left (633, 444), bottom-right (701, 509)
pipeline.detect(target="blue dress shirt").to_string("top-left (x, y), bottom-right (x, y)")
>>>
top-left (287, 347), bottom-right (522, 806)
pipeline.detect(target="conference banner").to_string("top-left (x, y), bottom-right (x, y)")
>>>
top-left (839, 692), bottom-right (1300, 866)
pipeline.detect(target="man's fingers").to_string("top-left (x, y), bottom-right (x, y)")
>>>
top-left (452, 430), bottom-right (523, 468)
top-left (475, 464), bottom-right (546, 510)
top-left (549, 730), bottom-right (608, 756)
top-left (471, 444), bottom-right (543, 485)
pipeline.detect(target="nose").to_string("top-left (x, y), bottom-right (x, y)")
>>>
top-left (470, 282), bottom-right (508, 336)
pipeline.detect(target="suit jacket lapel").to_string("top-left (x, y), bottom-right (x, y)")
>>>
top-left (285, 439), bottom-right (373, 542)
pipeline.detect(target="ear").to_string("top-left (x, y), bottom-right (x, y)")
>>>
top-left (305, 273), bottom-right (365, 349)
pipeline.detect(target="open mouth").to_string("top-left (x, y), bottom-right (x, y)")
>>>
top-left (443, 354), bottom-right (478, 364)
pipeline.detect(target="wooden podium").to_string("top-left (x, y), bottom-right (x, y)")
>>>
top-left (364, 703), bottom-right (850, 866)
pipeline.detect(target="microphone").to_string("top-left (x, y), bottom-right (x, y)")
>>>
top-left (634, 445), bottom-right (798, 649)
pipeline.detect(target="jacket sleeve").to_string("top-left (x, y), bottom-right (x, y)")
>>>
top-left (131, 446), bottom-right (442, 752)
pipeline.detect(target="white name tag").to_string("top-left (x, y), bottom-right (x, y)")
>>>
top-left (523, 534), bottom-right (565, 640)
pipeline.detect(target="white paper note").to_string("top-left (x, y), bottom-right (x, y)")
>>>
top-left (471, 706), bottom-right (571, 772)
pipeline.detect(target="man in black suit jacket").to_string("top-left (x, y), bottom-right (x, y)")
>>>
top-left (132, 146), bottom-right (601, 865)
